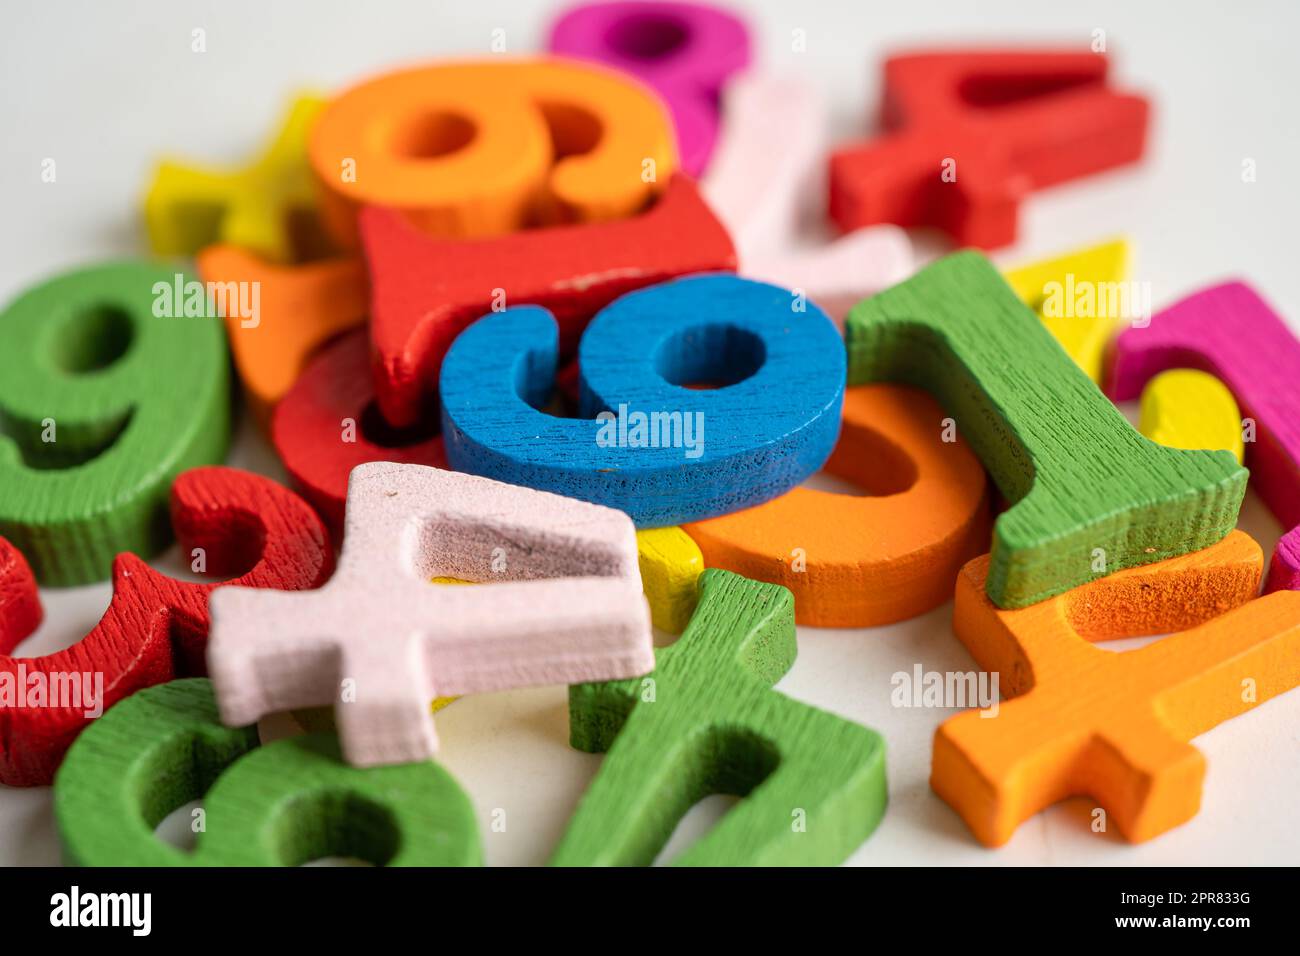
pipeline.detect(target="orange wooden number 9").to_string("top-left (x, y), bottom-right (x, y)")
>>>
top-left (309, 58), bottom-right (679, 246)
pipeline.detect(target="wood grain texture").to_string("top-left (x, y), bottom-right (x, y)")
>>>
top-left (0, 261), bottom-right (230, 585)
top-left (829, 51), bottom-right (1149, 248)
top-left (552, 568), bottom-right (887, 865)
top-left (1108, 281), bottom-right (1300, 595)
top-left (635, 527), bottom-right (703, 634)
top-left (363, 173), bottom-right (736, 427)
top-left (547, 1), bottom-right (750, 176)
top-left (1271, 535), bottom-right (1300, 593)
top-left (208, 462), bottom-right (654, 767)
top-left (702, 71), bottom-right (913, 320)
top-left (0, 540), bottom-right (42, 657)
top-left (309, 58), bottom-right (677, 248)
top-left (440, 274), bottom-right (846, 527)
top-left (1139, 369), bottom-right (1244, 464)
top-left (0, 467), bottom-right (333, 787)
top-left (55, 678), bottom-right (481, 866)
top-left (272, 328), bottom-right (447, 538)
top-left (935, 531), bottom-right (1300, 845)
top-left (145, 95), bottom-right (327, 263)
top-left (684, 384), bottom-right (990, 626)
top-left (1003, 238), bottom-right (1130, 383)
top-left (196, 245), bottom-right (367, 426)
top-left (845, 251), bottom-right (1246, 608)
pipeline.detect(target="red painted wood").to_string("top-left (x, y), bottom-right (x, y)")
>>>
top-left (0, 467), bottom-right (333, 786)
top-left (273, 328), bottom-right (448, 538)
top-left (363, 173), bottom-right (736, 427)
top-left (0, 542), bottom-right (43, 661)
top-left (829, 50), bottom-right (1149, 249)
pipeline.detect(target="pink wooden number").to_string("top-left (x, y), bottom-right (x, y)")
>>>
top-left (207, 463), bottom-right (654, 767)
top-left (1109, 281), bottom-right (1300, 591)
top-left (547, 1), bottom-right (750, 176)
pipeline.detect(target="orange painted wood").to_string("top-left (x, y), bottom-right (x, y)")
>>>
top-left (309, 58), bottom-right (678, 248)
top-left (363, 173), bottom-right (735, 427)
top-left (684, 384), bottom-right (989, 626)
top-left (829, 50), bottom-right (1149, 249)
top-left (196, 246), bottom-right (368, 426)
top-left (934, 530), bottom-right (1300, 845)
top-left (0, 467), bottom-right (334, 787)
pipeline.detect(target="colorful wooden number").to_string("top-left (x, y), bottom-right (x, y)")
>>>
top-left (55, 679), bottom-right (480, 866)
top-left (0, 261), bottom-right (230, 585)
top-left (830, 50), bottom-right (1149, 248)
top-left (702, 70), bottom-right (913, 320)
top-left (440, 274), bottom-right (845, 527)
top-left (1002, 238), bottom-right (1130, 383)
top-left (551, 568), bottom-right (887, 865)
top-left (935, 531), bottom-right (1300, 844)
top-left (0, 467), bottom-right (333, 787)
top-left (845, 251), bottom-right (1246, 608)
top-left (196, 245), bottom-right (367, 427)
top-left (363, 173), bottom-right (735, 428)
top-left (272, 328), bottom-right (447, 537)
top-left (309, 59), bottom-right (677, 247)
top-left (145, 95), bottom-right (327, 263)
top-left (684, 384), bottom-right (989, 626)
top-left (1138, 369), bottom-right (1245, 464)
top-left (547, 1), bottom-right (751, 176)
top-left (208, 463), bottom-right (654, 767)
top-left (634, 526), bottom-right (703, 634)
top-left (1108, 281), bottom-right (1300, 593)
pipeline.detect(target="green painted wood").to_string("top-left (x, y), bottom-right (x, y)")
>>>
top-left (844, 250), bottom-right (1247, 608)
top-left (54, 678), bottom-right (481, 867)
top-left (0, 261), bottom-right (230, 586)
top-left (551, 569), bottom-right (887, 866)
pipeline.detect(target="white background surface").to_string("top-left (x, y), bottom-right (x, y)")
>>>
top-left (2, 0), bottom-right (1299, 866)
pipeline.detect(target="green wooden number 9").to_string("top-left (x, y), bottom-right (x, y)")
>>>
top-left (0, 261), bottom-right (230, 585)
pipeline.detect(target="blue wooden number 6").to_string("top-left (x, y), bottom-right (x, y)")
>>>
top-left (439, 274), bottom-right (846, 526)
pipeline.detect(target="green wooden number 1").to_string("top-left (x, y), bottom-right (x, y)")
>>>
top-left (845, 251), bottom-right (1247, 608)
top-left (552, 569), bottom-right (887, 866)
top-left (0, 261), bottom-right (230, 586)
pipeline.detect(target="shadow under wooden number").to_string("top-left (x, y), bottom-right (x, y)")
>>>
top-left (552, 569), bottom-right (887, 866)
top-left (55, 679), bottom-right (480, 866)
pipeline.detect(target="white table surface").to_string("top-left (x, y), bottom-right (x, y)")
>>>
top-left (2, 0), bottom-right (1298, 866)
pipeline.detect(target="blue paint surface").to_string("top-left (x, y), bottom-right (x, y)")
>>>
top-left (440, 274), bottom-right (846, 526)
